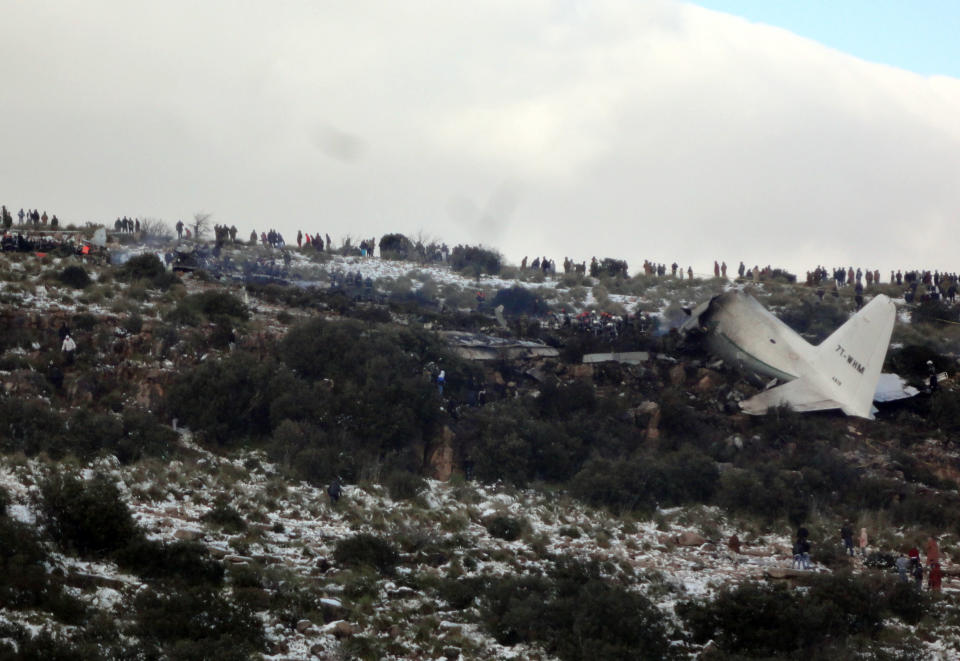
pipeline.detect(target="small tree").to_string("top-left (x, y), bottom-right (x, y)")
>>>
top-left (1, 206), bottom-right (11, 229)
top-left (192, 212), bottom-right (212, 241)
top-left (450, 244), bottom-right (502, 276)
top-left (379, 233), bottom-right (414, 260)
top-left (139, 218), bottom-right (174, 243)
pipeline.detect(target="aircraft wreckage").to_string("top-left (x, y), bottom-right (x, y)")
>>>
top-left (680, 290), bottom-right (913, 419)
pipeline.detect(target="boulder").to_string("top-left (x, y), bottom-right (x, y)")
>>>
top-left (296, 619), bottom-right (313, 634)
top-left (676, 531), bottom-right (707, 546)
top-left (332, 621), bottom-right (355, 639)
top-left (174, 528), bottom-right (203, 541)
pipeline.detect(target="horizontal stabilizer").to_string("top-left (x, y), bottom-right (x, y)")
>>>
top-left (740, 378), bottom-right (844, 416)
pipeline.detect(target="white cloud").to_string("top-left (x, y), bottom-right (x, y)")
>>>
top-left (1, 0), bottom-right (958, 277)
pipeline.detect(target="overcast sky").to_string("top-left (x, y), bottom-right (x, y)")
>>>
top-left (2, 1), bottom-right (959, 277)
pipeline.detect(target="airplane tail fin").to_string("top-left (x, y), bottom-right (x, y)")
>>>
top-left (812, 294), bottom-right (896, 418)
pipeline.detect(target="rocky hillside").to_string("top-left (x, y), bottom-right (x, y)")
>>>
top-left (1, 237), bottom-right (960, 659)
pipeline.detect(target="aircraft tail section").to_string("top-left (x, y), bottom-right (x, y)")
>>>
top-left (813, 294), bottom-right (896, 418)
top-left (739, 295), bottom-right (896, 419)
top-left (740, 378), bottom-right (843, 415)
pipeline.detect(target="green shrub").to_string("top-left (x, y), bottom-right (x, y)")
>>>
top-left (116, 538), bottom-right (224, 586)
top-left (276, 318), bottom-right (445, 450)
top-left (59, 265), bottom-right (91, 289)
top-left (379, 233), bottom-right (415, 260)
top-left (592, 258), bottom-right (629, 279)
top-left (40, 473), bottom-right (140, 558)
top-left (450, 244), bottom-right (502, 276)
top-left (571, 448), bottom-right (718, 513)
top-left (0, 623), bottom-right (105, 659)
top-left (131, 585), bottom-right (264, 660)
top-left (0, 515), bottom-right (86, 624)
top-left (385, 470), bottom-right (427, 500)
top-left (166, 353), bottom-right (281, 445)
top-left (72, 311), bottom-right (98, 331)
top-left (116, 253), bottom-right (179, 290)
top-left (479, 559), bottom-right (674, 660)
top-left (912, 300), bottom-right (960, 325)
top-left (116, 408), bottom-right (177, 462)
top-left (485, 515), bottom-right (524, 541)
top-left (167, 291), bottom-right (248, 326)
top-left (0, 398), bottom-right (67, 457)
top-left (677, 573), bottom-right (927, 656)
top-left (716, 465), bottom-right (811, 524)
top-left (776, 298), bottom-right (850, 343)
top-left (201, 497), bottom-right (248, 533)
top-left (123, 312), bottom-right (143, 334)
top-left (333, 533), bottom-right (399, 574)
top-left (491, 285), bottom-right (549, 316)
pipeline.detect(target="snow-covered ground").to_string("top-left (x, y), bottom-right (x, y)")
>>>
top-left (2, 433), bottom-right (956, 659)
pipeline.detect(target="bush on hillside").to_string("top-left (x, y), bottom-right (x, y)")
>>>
top-left (716, 465), bottom-right (811, 525)
top-left (130, 585), bottom-right (264, 660)
top-left (478, 559), bottom-right (674, 660)
top-left (166, 290), bottom-right (248, 326)
top-left (116, 253), bottom-right (179, 290)
top-left (40, 473), bottom-right (140, 558)
top-left (277, 318), bottom-right (446, 449)
top-left (484, 515), bottom-right (525, 541)
top-left (589, 257), bottom-right (629, 279)
top-left (450, 244), bottom-right (502, 276)
top-left (0, 398), bottom-right (67, 457)
top-left (333, 534), bottom-right (399, 574)
top-left (885, 344), bottom-right (949, 381)
top-left (115, 538), bottom-right (224, 587)
top-left (59, 265), bottom-right (91, 289)
top-left (385, 469), bottom-right (427, 501)
top-left (776, 299), bottom-right (850, 343)
top-left (201, 496), bottom-right (248, 533)
top-left (912, 300), bottom-right (960, 325)
top-left (0, 513), bottom-right (87, 624)
top-left (677, 573), bottom-right (926, 656)
top-left (166, 353), bottom-right (282, 445)
top-left (491, 285), bottom-right (549, 317)
top-left (571, 447), bottom-right (719, 513)
top-left (379, 233), bottom-right (415, 260)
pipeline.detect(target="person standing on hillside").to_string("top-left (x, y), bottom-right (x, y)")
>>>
top-left (912, 559), bottom-right (924, 590)
top-left (61, 333), bottom-right (76, 366)
top-left (798, 537), bottom-right (811, 569)
top-left (728, 534), bottom-right (741, 555)
top-left (896, 552), bottom-right (910, 582)
top-left (926, 536), bottom-right (940, 566)
top-left (327, 478), bottom-right (341, 505)
top-left (859, 527), bottom-right (868, 557)
top-left (929, 562), bottom-right (943, 592)
top-left (841, 523), bottom-right (855, 556)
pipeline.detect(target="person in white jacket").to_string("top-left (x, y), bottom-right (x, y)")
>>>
top-left (61, 334), bottom-right (76, 365)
